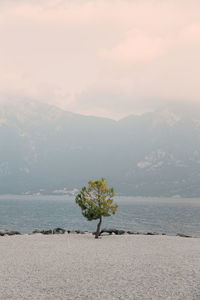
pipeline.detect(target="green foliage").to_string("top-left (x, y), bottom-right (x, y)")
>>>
top-left (75, 178), bottom-right (118, 221)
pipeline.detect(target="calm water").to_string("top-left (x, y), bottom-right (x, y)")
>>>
top-left (0, 195), bottom-right (199, 237)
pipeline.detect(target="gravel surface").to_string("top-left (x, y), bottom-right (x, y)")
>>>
top-left (0, 234), bottom-right (199, 300)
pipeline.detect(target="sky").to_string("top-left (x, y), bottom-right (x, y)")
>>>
top-left (0, 0), bottom-right (200, 119)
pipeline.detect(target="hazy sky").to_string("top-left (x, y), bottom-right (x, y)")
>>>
top-left (1, 0), bottom-right (200, 119)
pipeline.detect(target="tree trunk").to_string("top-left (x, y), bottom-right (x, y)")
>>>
top-left (95, 216), bottom-right (102, 239)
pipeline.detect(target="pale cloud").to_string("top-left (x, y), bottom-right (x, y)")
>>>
top-left (100, 30), bottom-right (171, 65)
top-left (180, 23), bottom-right (200, 45)
top-left (0, 0), bottom-right (200, 118)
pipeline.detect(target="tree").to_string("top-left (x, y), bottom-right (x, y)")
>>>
top-left (75, 178), bottom-right (118, 238)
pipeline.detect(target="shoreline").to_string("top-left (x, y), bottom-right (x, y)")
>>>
top-left (0, 227), bottom-right (197, 238)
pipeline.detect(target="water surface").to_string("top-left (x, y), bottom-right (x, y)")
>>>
top-left (0, 195), bottom-right (199, 237)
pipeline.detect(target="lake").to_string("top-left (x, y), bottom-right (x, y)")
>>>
top-left (0, 195), bottom-right (199, 237)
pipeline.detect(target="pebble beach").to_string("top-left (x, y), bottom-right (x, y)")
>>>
top-left (0, 233), bottom-right (200, 300)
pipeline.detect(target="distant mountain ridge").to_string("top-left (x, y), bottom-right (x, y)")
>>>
top-left (0, 100), bottom-right (200, 197)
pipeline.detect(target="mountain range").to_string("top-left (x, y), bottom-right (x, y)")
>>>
top-left (0, 100), bottom-right (200, 197)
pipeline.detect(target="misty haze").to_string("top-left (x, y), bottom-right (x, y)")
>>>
top-left (0, 100), bottom-right (200, 197)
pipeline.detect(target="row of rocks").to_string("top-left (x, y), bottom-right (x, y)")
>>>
top-left (99, 229), bottom-right (164, 236)
top-left (32, 228), bottom-right (66, 234)
top-left (32, 228), bottom-right (87, 235)
top-left (100, 229), bottom-right (191, 238)
top-left (0, 229), bottom-right (21, 236)
top-left (0, 228), bottom-right (192, 238)
top-left (31, 228), bottom-right (193, 238)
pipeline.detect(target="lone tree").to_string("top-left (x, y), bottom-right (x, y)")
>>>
top-left (75, 178), bottom-right (118, 238)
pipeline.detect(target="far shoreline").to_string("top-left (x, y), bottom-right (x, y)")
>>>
top-left (0, 193), bottom-right (200, 199)
top-left (0, 194), bottom-right (200, 202)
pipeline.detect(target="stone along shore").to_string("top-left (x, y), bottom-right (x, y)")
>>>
top-left (0, 227), bottom-right (193, 237)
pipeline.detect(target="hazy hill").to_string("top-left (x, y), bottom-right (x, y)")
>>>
top-left (0, 100), bottom-right (200, 197)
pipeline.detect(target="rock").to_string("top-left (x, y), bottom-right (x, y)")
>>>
top-left (67, 230), bottom-right (86, 234)
top-left (100, 228), bottom-right (114, 235)
top-left (176, 233), bottom-right (191, 238)
top-left (75, 230), bottom-right (85, 234)
top-left (32, 229), bottom-right (45, 234)
top-left (115, 230), bottom-right (125, 235)
top-left (0, 229), bottom-right (21, 236)
top-left (43, 230), bottom-right (53, 235)
top-left (100, 232), bottom-right (111, 236)
top-left (0, 229), bottom-right (9, 236)
top-left (146, 232), bottom-right (158, 235)
top-left (9, 230), bottom-right (21, 235)
top-left (100, 228), bottom-right (125, 235)
top-left (32, 229), bottom-right (53, 234)
top-left (127, 231), bottom-right (135, 234)
top-left (69, 230), bottom-right (83, 234)
top-left (53, 228), bottom-right (65, 234)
